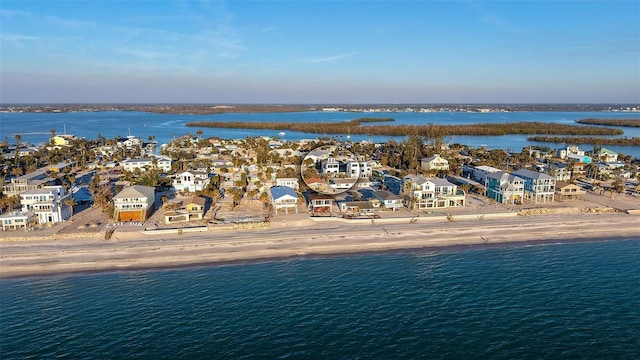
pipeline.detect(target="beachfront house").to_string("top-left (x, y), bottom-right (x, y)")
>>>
top-left (164, 196), bottom-right (207, 224)
top-left (485, 171), bottom-right (525, 204)
top-left (307, 193), bottom-right (334, 217)
top-left (403, 175), bottom-right (466, 209)
top-left (113, 185), bottom-right (156, 222)
top-left (555, 181), bottom-right (586, 199)
top-left (0, 211), bottom-right (38, 231)
top-left (339, 200), bottom-right (375, 217)
top-left (270, 186), bottom-right (299, 215)
top-left (173, 170), bottom-right (212, 193)
top-left (372, 190), bottom-right (403, 211)
top-left (421, 154), bottom-right (449, 172)
top-left (20, 185), bottom-right (72, 225)
top-left (512, 169), bottom-right (556, 203)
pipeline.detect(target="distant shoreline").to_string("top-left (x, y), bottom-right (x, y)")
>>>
top-left (2, 103), bottom-right (638, 115)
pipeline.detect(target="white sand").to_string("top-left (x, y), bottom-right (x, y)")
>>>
top-left (1, 212), bottom-right (639, 278)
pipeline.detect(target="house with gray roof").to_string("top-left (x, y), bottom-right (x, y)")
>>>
top-left (512, 169), bottom-right (555, 203)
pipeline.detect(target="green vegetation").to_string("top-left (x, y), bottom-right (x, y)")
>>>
top-left (352, 117), bottom-right (395, 123)
top-left (186, 120), bottom-right (623, 137)
top-left (527, 136), bottom-right (640, 146)
top-left (575, 118), bottom-right (640, 127)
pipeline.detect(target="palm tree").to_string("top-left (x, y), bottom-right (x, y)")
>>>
top-left (13, 134), bottom-right (21, 166)
top-left (64, 197), bottom-right (77, 219)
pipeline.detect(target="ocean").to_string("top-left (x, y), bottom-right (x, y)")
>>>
top-left (1, 239), bottom-right (639, 359)
top-left (1, 110), bottom-right (640, 157)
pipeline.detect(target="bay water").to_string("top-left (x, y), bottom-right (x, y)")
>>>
top-left (1, 110), bottom-right (639, 157)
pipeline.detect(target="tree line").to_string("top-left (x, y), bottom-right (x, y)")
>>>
top-left (186, 120), bottom-right (623, 137)
top-left (527, 136), bottom-right (640, 146)
top-left (575, 118), bottom-right (640, 127)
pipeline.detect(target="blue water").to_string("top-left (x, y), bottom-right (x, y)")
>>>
top-left (2, 239), bottom-right (639, 359)
top-left (1, 110), bottom-right (639, 157)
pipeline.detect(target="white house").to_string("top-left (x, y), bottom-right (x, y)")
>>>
top-left (275, 178), bottom-right (300, 190)
top-left (122, 157), bottom-right (172, 172)
top-left (270, 186), bottom-right (299, 215)
top-left (173, 170), bottom-right (212, 193)
top-left (421, 154), bottom-right (449, 172)
top-left (403, 175), bottom-right (465, 209)
top-left (20, 185), bottom-right (72, 225)
top-left (321, 157), bottom-right (340, 174)
top-left (0, 211), bottom-right (38, 231)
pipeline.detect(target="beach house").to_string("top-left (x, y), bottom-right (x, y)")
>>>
top-left (512, 169), bottom-right (556, 203)
top-left (20, 185), bottom-right (72, 225)
top-left (555, 181), bottom-right (586, 199)
top-left (113, 185), bottom-right (156, 222)
top-left (0, 211), bottom-right (38, 231)
top-left (485, 171), bottom-right (525, 204)
top-left (270, 186), bottom-right (299, 215)
top-left (307, 193), bottom-right (334, 217)
top-left (372, 190), bottom-right (403, 211)
top-left (164, 196), bottom-right (207, 224)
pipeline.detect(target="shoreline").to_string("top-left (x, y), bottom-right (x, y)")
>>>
top-left (1, 213), bottom-right (638, 279)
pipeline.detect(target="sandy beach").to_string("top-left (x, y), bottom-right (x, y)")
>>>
top-left (1, 211), bottom-right (639, 279)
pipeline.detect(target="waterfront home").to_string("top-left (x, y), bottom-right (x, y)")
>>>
top-left (122, 157), bottom-right (172, 173)
top-left (594, 147), bottom-right (619, 163)
top-left (555, 181), bottom-right (586, 200)
top-left (339, 200), bottom-right (375, 217)
top-left (173, 170), bottom-right (212, 193)
top-left (276, 178), bottom-right (300, 190)
top-left (431, 178), bottom-right (466, 207)
top-left (421, 154), bottom-right (449, 172)
top-left (307, 193), bottom-right (334, 217)
top-left (51, 134), bottom-right (78, 146)
top-left (486, 171), bottom-right (525, 204)
top-left (512, 169), bottom-right (556, 203)
top-left (164, 196), bottom-right (207, 224)
top-left (20, 185), bottom-right (72, 225)
top-left (372, 190), bottom-right (403, 211)
top-left (113, 185), bottom-right (156, 222)
top-left (0, 211), bottom-right (38, 231)
top-left (270, 186), bottom-right (299, 215)
top-left (403, 175), bottom-right (466, 209)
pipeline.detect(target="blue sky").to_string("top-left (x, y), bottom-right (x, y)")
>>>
top-left (1, 0), bottom-right (639, 104)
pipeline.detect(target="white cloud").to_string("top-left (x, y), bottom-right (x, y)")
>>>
top-left (309, 52), bottom-right (358, 64)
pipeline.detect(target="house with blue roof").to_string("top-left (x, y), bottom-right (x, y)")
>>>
top-left (269, 186), bottom-right (299, 215)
